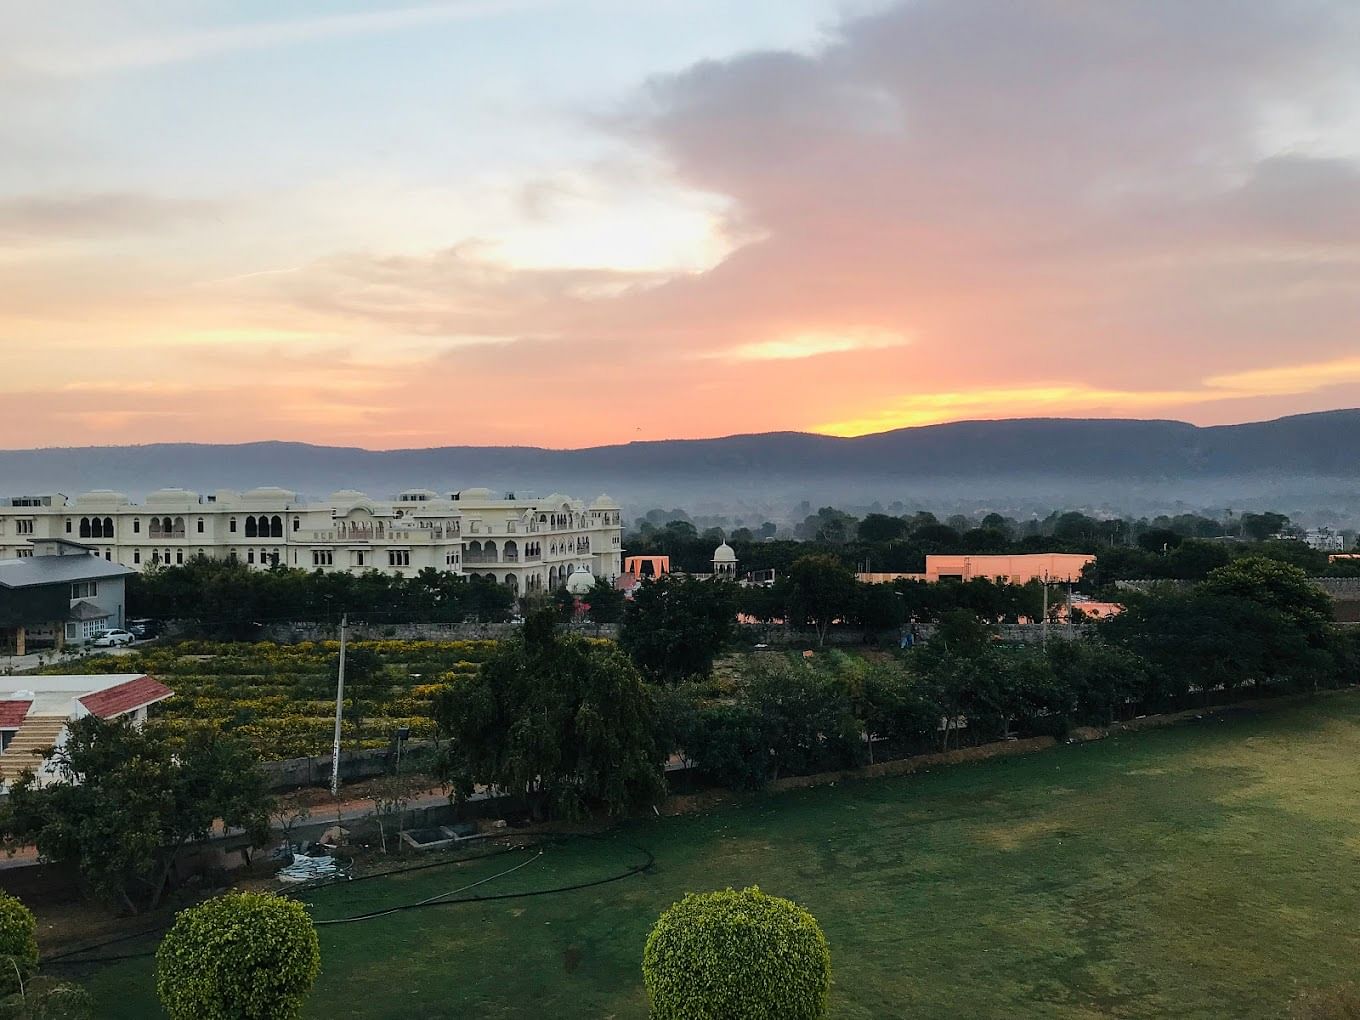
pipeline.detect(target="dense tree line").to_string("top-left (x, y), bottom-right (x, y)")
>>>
top-left (438, 558), bottom-right (1359, 814)
top-left (626, 509), bottom-right (1360, 583)
top-left (129, 556), bottom-right (516, 636)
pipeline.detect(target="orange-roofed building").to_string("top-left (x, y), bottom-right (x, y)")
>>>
top-left (0, 673), bottom-right (172, 788)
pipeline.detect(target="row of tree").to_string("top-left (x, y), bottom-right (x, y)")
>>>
top-left (128, 556), bottom-right (517, 635)
top-left (437, 558), bottom-right (1359, 815)
top-left (625, 509), bottom-right (1359, 580)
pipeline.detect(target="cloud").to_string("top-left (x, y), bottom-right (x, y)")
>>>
top-left (717, 328), bottom-right (908, 362)
top-left (5, 0), bottom-right (1360, 448)
top-left (0, 193), bottom-right (220, 244)
top-left (14, 1), bottom-right (562, 78)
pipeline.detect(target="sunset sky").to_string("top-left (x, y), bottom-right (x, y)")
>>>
top-left (2, 0), bottom-right (1359, 450)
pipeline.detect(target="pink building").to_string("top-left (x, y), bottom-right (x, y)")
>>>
top-left (858, 553), bottom-right (1095, 586)
top-left (923, 553), bottom-right (1094, 583)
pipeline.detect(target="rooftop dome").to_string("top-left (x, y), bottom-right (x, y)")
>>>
top-left (590, 493), bottom-right (620, 510)
top-left (713, 542), bottom-right (737, 563)
top-left (456, 487), bottom-right (495, 501)
top-left (566, 569), bottom-right (595, 595)
top-left (329, 489), bottom-right (367, 500)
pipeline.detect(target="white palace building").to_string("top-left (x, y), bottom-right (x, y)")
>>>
top-left (0, 487), bottom-right (623, 595)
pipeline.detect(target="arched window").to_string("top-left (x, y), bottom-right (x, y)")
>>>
top-left (149, 518), bottom-right (161, 538)
top-left (271, 515), bottom-right (283, 538)
top-left (79, 518), bottom-right (91, 538)
top-left (104, 517), bottom-right (114, 538)
top-left (65, 519), bottom-right (71, 534)
top-left (245, 516), bottom-right (258, 538)
top-left (162, 518), bottom-right (173, 534)
top-left (173, 517), bottom-right (182, 535)
top-left (229, 518), bottom-right (237, 533)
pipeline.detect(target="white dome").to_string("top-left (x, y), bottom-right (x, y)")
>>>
top-left (566, 570), bottom-right (595, 595)
top-left (456, 487), bottom-right (495, 501)
top-left (590, 493), bottom-right (620, 510)
top-left (713, 542), bottom-right (737, 563)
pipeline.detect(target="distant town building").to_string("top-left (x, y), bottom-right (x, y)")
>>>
top-left (0, 539), bottom-right (132, 655)
top-left (0, 488), bottom-right (623, 593)
top-left (1304, 528), bottom-right (1346, 552)
top-left (858, 552), bottom-right (1095, 585)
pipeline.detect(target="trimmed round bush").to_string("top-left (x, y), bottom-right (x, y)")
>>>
top-left (0, 891), bottom-right (38, 995)
top-left (156, 892), bottom-right (320, 1020)
top-left (642, 886), bottom-right (831, 1020)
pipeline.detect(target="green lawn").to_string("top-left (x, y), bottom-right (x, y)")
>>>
top-left (86, 694), bottom-right (1360, 1018)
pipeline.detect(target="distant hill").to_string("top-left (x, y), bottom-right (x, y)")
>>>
top-left (3, 410), bottom-right (1358, 519)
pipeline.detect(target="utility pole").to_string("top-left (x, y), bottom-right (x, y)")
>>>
top-left (1041, 573), bottom-right (1049, 650)
top-left (329, 613), bottom-right (347, 797)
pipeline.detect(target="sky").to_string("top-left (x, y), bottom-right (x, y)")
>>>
top-left (1, 0), bottom-right (1359, 450)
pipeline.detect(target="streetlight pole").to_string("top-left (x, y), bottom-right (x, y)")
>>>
top-left (329, 614), bottom-right (347, 797)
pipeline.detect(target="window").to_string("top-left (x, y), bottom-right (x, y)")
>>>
top-left (229, 518), bottom-right (237, 533)
top-left (197, 518), bottom-right (204, 534)
top-left (106, 550), bottom-right (112, 561)
top-left (71, 581), bottom-right (99, 599)
top-left (15, 520), bottom-right (33, 535)
top-left (271, 515), bottom-right (283, 538)
top-left (65, 519), bottom-right (72, 534)
top-left (15, 549), bottom-right (31, 558)
top-left (245, 516), bottom-right (258, 538)
top-left (133, 518), bottom-right (141, 534)
top-left (79, 518), bottom-right (91, 538)
top-left (506, 520), bottom-right (517, 533)
top-left (293, 517), bottom-right (300, 532)
top-left (247, 549), bottom-right (255, 564)
top-left (354, 551), bottom-right (366, 567)
top-left (175, 549), bottom-right (183, 564)
top-left (133, 549), bottom-right (141, 564)
top-left (312, 550), bottom-right (333, 566)
top-left (388, 550), bottom-right (410, 567)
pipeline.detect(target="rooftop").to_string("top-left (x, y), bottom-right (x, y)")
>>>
top-left (0, 554), bottom-right (133, 589)
top-left (0, 674), bottom-right (172, 719)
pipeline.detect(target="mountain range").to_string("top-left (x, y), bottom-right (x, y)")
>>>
top-left (3, 410), bottom-right (1358, 521)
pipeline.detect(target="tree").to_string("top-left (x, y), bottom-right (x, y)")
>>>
top-left (156, 892), bottom-right (320, 1020)
top-left (620, 575), bottom-right (737, 684)
top-left (435, 611), bottom-right (666, 820)
top-left (1241, 511), bottom-right (1289, 542)
top-left (0, 719), bottom-right (271, 914)
top-left (1200, 556), bottom-right (1333, 635)
top-left (584, 576), bottom-right (625, 627)
top-left (643, 886), bottom-right (831, 1020)
top-left (327, 645), bottom-right (387, 738)
top-left (857, 513), bottom-right (907, 544)
top-left (0, 893), bottom-right (37, 996)
top-left (744, 658), bottom-right (863, 779)
top-left (786, 555), bottom-right (857, 648)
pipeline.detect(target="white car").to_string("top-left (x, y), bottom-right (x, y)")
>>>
top-left (91, 629), bottom-right (135, 648)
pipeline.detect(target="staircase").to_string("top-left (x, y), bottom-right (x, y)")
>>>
top-left (0, 717), bottom-right (68, 784)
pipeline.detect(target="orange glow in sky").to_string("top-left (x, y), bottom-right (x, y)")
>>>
top-left (2, 2), bottom-right (1359, 450)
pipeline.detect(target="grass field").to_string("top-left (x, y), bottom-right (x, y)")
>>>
top-left (82, 693), bottom-right (1360, 1018)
